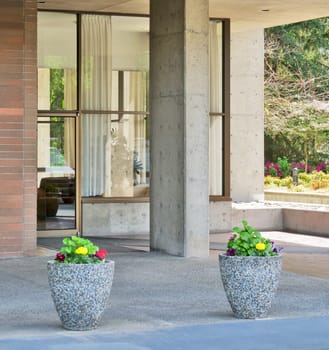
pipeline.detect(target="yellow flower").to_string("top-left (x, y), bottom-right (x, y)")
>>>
top-left (255, 242), bottom-right (266, 251)
top-left (75, 246), bottom-right (88, 255)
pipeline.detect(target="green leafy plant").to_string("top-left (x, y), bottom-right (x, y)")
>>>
top-left (54, 235), bottom-right (108, 264)
top-left (277, 156), bottom-right (290, 178)
top-left (226, 220), bottom-right (282, 257)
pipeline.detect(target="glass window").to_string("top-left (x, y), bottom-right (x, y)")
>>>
top-left (111, 113), bottom-right (149, 197)
top-left (209, 116), bottom-right (223, 195)
top-left (210, 21), bottom-right (223, 114)
top-left (37, 12), bottom-right (77, 110)
top-left (209, 20), bottom-right (226, 196)
top-left (38, 12), bottom-right (227, 199)
top-left (37, 12), bottom-right (77, 232)
top-left (81, 15), bottom-right (150, 198)
top-left (37, 116), bottom-right (76, 230)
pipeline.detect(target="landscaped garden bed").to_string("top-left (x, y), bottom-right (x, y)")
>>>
top-left (264, 158), bottom-right (329, 194)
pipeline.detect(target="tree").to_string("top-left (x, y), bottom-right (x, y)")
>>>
top-left (264, 18), bottom-right (329, 167)
top-left (49, 68), bottom-right (65, 156)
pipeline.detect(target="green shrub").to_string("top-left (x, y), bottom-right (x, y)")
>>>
top-left (264, 175), bottom-right (274, 185)
top-left (277, 156), bottom-right (290, 178)
top-left (310, 171), bottom-right (329, 190)
top-left (264, 170), bottom-right (329, 192)
top-left (298, 172), bottom-right (311, 183)
top-left (290, 185), bottom-right (305, 192)
top-left (280, 176), bottom-right (293, 187)
top-left (273, 178), bottom-right (281, 186)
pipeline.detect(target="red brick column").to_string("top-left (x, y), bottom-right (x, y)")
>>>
top-left (0, 0), bottom-right (37, 257)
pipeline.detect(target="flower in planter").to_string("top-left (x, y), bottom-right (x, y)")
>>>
top-left (54, 235), bottom-right (108, 264)
top-left (226, 220), bottom-right (283, 257)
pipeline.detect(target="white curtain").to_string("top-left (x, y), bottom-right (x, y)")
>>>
top-left (209, 22), bottom-right (223, 195)
top-left (81, 15), bottom-right (112, 196)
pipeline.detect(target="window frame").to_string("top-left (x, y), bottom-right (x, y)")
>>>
top-left (37, 11), bottom-right (231, 203)
top-left (209, 18), bottom-right (231, 201)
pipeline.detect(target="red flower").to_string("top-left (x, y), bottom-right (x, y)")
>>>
top-left (55, 252), bottom-right (65, 262)
top-left (95, 249), bottom-right (108, 260)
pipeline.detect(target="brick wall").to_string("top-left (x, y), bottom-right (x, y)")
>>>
top-left (0, 0), bottom-right (37, 257)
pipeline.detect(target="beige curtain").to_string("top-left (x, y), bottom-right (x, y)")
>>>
top-left (209, 21), bottom-right (223, 195)
top-left (130, 71), bottom-right (147, 185)
top-left (64, 68), bottom-right (76, 169)
top-left (81, 15), bottom-right (112, 196)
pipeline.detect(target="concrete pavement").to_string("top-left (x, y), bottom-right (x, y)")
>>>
top-left (0, 232), bottom-right (328, 349)
top-left (1, 317), bottom-right (329, 350)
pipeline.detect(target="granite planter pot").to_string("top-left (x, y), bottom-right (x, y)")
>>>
top-left (219, 254), bottom-right (282, 319)
top-left (47, 260), bottom-right (115, 330)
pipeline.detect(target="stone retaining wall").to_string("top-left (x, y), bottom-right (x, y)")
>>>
top-left (265, 190), bottom-right (329, 205)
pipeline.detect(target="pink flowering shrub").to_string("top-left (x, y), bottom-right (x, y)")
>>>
top-left (265, 159), bottom-right (329, 178)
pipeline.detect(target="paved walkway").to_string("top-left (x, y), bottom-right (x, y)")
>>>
top-left (0, 231), bottom-right (328, 349)
top-left (2, 317), bottom-right (329, 350)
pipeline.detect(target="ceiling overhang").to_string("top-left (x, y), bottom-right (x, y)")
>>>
top-left (37, 0), bottom-right (329, 32)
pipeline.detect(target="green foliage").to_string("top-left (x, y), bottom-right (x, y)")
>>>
top-left (280, 176), bottom-right (293, 187)
top-left (290, 184), bottom-right (305, 192)
top-left (55, 236), bottom-right (107, 264)
top-left (310, 171), bottom-right (329, 190)
top-left (298, 172), bottom-right (311, 182)
top-left (226, 220), bottom-right (281, 257)
top-left (49, 69), bottom-right (65, 158)
top-left (277, 156), bottom-right (290, 177)
top-left (268, 165), bottom-right (278, 177)
top-left (273, 178), bottom-right (281, 186)
top-left (265, 18), bottom-right (329, 165)
top-left (50, 117), bottom-right (65, 161)
top-left (265, 171), bottom-right (329, 192)
top-left (50, 69), bottom-right (64, 110)
top-left (265, 18), bottom-right (329, 100)
top-left (264, 175), bottom-right (274, 185)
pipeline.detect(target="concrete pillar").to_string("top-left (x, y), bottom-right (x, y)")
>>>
top-left (0, 0), bottom-right (37, 257)
top-left (150, 0), bottom-right (209, 257)
top-left (230, 29), bottom-right (264, 202)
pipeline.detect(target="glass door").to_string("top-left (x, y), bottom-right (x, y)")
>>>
top-left (37, 115), bottom-right (77, 233)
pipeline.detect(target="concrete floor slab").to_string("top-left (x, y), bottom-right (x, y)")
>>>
top-left (0, 231), bottom-right (328, 349)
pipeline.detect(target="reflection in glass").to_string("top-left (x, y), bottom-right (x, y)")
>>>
top-left (209, 20), bottom-right (224, 196)
top-left (209, 116), bottom-right (223, 195)
top-left (81, 14), bottom-right (150, 198)
top-left (210, 21), bottom-right (223, 114)
top-left (37, 12), bottom-right (77, 110)
top-left (81, 114), bottom-right (149, 197)
top-left (37, 117), bottom-right (76, 230)
top-left (111, 114), bottom-right (149, 197)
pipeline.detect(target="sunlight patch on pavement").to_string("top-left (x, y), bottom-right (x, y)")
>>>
top-left (262, 231), bottom-right (329, 248)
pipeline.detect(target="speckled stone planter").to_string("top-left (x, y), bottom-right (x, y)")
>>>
top-left (47, 260), bottom-right (115, 330)
top-left (219, 254), bottom-right (282, 319)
